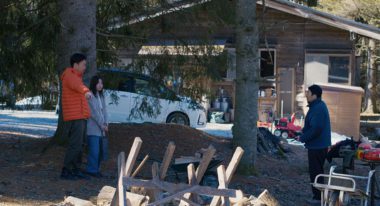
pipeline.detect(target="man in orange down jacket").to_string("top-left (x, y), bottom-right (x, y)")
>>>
top-left (60, 53), bottom-right (93, 180)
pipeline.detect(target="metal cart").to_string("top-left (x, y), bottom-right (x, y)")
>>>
top-left (313, 166), bottom-right (376, 206)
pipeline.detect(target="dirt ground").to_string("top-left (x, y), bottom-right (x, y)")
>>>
top-left (0, 123), bottom-right (376, 206)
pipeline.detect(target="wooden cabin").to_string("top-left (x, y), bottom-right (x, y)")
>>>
top-left (116, 0), bottom-right (380, 137)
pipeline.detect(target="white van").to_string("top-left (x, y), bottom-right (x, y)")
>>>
top-left (100, 70), bottom-right (207, 128)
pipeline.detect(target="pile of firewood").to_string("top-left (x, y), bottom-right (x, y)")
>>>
top-left (257, 128), bottom-right (291, 155)
top-left (60, 137), bottom-right (281, 206)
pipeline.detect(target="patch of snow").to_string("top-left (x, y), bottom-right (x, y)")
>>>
top-left (199, 123), bottom-right (352, 147)
top-left (287, 138), bottom-right (304, 146)
top-left (0, 110), bottom-right (57, 138)
top-left (197, 123), bottom-right (233, 138)
top-left (15, 96), bottom-right (42, 106)
top-left (287, 132), bottom-right (350, 146)
top-left (331, 132), bottom-right (351, 145)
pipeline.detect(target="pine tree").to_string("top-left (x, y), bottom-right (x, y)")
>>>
top-left (232, 0), bottom-right (259, 173)
top-left (52, 0), bottom-right (97, 142)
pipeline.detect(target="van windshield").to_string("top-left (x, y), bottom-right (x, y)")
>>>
top-left (100, 71), bottom-right (179, 101)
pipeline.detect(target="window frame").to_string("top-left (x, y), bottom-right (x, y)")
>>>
top-left (304, 52), bottom-right (352, 85)
top-left (225, 48), bottom-right (277, 80)
top-left (259, 48), bottom-right (277, 80)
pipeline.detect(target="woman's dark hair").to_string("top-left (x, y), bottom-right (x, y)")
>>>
top-left (90, 75), bottom-right (103, 97)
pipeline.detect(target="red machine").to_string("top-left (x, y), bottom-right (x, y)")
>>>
top-left (273, 114), bottom-right (302, 139)
top-left (357, 143), bottom-right (380, 161)
top-left (363, 149), bottom-right (380, 161)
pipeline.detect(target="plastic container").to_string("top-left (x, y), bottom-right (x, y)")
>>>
top-left (213, 99), bottom-right (220, 110)
top-left (221, 98), bottom-right (229, 112)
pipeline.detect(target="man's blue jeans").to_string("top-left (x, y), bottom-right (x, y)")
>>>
top-left (86, 135), bottom-right (107, 173)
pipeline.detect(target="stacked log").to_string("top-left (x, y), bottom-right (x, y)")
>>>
top-left (257, 128), bottom-right (291, 155)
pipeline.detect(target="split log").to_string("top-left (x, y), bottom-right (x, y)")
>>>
top-left (257, 128), bottom-right (291, 154)
top-left (125, 137), bottom-right (143, 177)
top-left (228, 191), bottom-right (247, 206)
top-left (123, 177), bottom-right (242, 198)
top-left (99, 186), bottom-right (149, 206)
top-left (125, 137), bottom-right (143, 205)
top-left (216, 165), bottom-right (230, 206)
top-left (187, 164), bottom-right (197, 186)
top-left (250, 189), bottom-right (280, 206)
top-left (97, 186), bottom-right (116, 206)
top-left (179, 145), bottom-right (216, 206)
top-left (210, 147), bottom-right (244, 206)
top-left (257, 144), bottom-right (265, 154)
top-left (257, 131), bottom-right (271, 152)
top-left (113, 137), bottom-right (143, 206)
top-left (132, 154), bottom-right (149, 178)
top-left (151, 162), bottom-right (162, 202)
top-left (195, 145), bottom-right (217, 183)
top-left (160, 141), bottom-right (176, 180)
top-left (111, 152), bottom-right (126, 206)
top-left (174, 156), bottom-right (202, 165)
top-left (187, 163), bottom-right (202, 204)
top-left (125, 192), bottom-right (149, 206)
top-left (64, 196), bottom-right (95, 206)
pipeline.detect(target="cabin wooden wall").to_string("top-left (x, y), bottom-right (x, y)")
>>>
top-left (126, 3), bottom-right (356, 116)
top-left (256, 5), bottom-right (354, 115)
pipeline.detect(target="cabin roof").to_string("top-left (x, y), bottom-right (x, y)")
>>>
top-left (127, 0), bottom-right (380, 40)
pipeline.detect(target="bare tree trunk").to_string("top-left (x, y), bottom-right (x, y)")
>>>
top-left (364, 39), bottom-right (376, 113)
top-left (372, 41), bottom-right (379, 113)
top-left (52, 0), bottom-right (97, 143)
top-left (376, 64), bottom-right (380, 113)
top-left (232, 0), bottom-right (259, 174)
top-left (373, 66), bottom-right (378, 113)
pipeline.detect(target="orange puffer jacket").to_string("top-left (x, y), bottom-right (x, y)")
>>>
top-left (61, 68), bottom-right (91, 121)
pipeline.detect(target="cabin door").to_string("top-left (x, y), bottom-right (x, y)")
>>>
top-left (278, 68), bottom-right (294, 117)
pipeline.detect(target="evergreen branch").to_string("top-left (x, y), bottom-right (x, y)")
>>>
top-left (96, 30), bottom-right (147, 40)
top-left (97, 48), bottom-right (118, 52)
top-left (25, 0), bottom-right (55, 13)
top-left (19, 12), bottom-right (57, 35)
top-left (0, 0), bottom-right (24, 11)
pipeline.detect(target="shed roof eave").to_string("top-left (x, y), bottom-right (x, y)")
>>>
top-left (260, 0), bottom-right (380, 41)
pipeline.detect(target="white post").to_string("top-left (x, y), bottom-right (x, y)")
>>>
top-left (281, 100), bottom-right (284, 118)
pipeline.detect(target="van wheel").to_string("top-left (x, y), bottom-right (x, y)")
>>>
top-left (167, 113), bottom-right (189, 126)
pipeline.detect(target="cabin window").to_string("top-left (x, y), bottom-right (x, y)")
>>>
top-left (305, 53), bottom-right (351, 86)
top-left (225, 48), bottom-right (276, 80)
top-left (328, 56), bottom-right (350, 83)
top-left (260, 50), bottom-right (276, 78)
